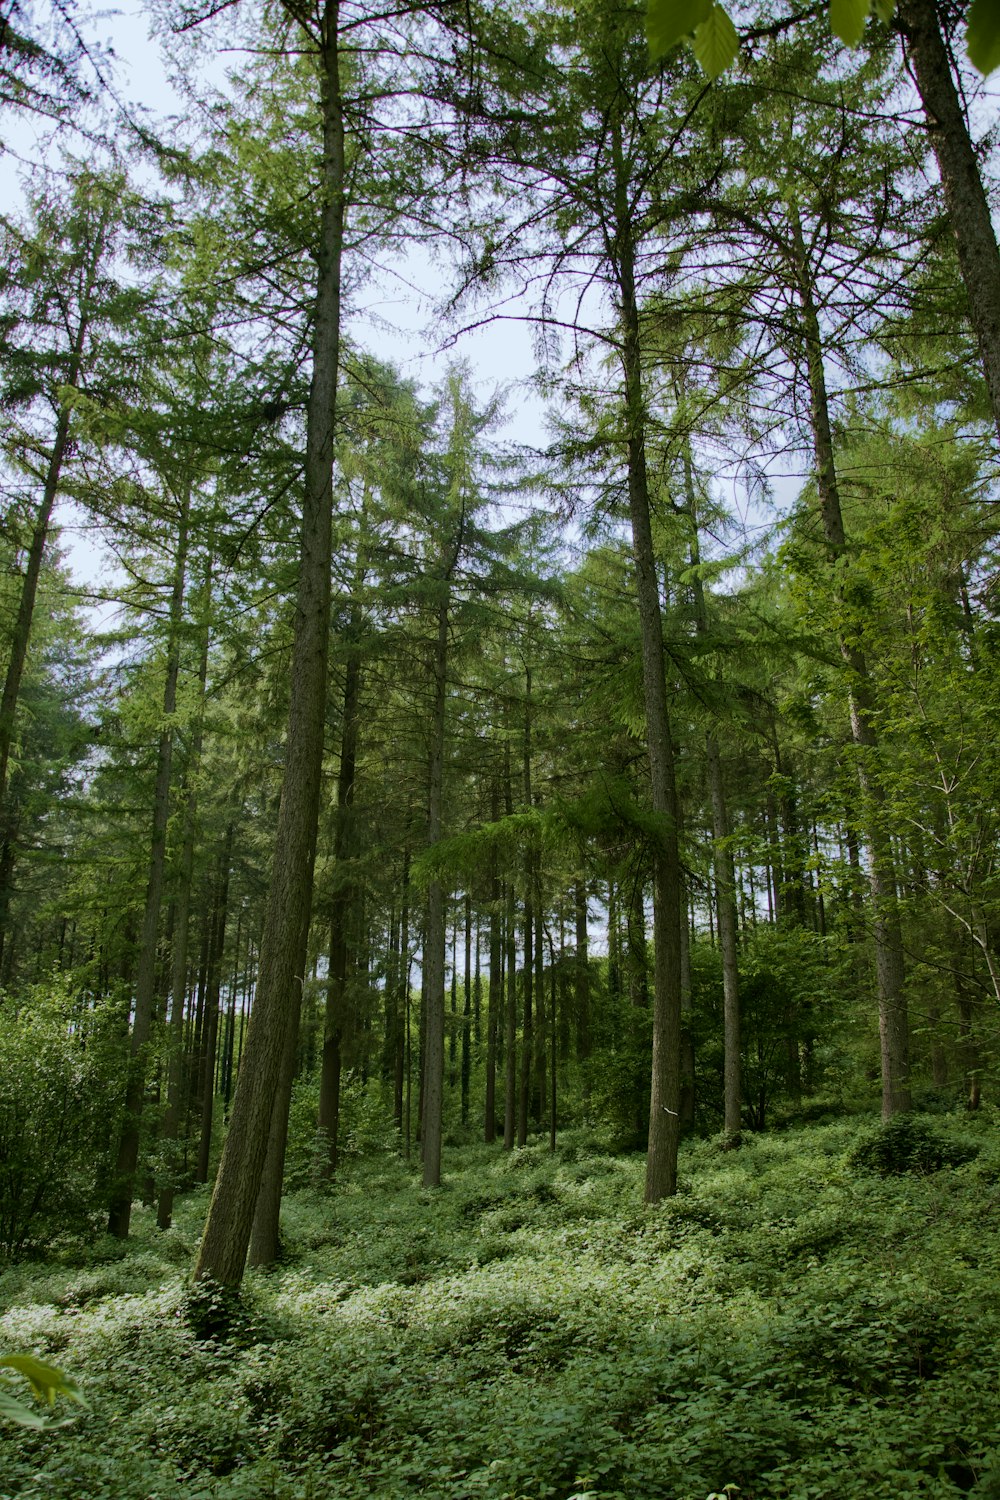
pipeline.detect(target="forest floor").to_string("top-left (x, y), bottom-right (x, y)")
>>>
top-left (1, 1110), bottom-right (999, 1500)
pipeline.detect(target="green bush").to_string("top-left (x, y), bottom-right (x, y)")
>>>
top-left (847, 1113), bottom-right (979, 1177)
top-left (0, 979), bottom-right (126, 1258)
top-left (3, 1116), bottom-right (1000, 1499)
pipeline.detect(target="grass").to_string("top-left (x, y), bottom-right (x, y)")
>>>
top-left (2, 1109), bottom-right (1000, 1500)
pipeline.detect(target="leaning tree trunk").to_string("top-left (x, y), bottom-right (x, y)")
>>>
top-left (108, 490), bottom-right (191, 1238)
top-left (897, 0), bottom-right (1000, 445)
top-left (791, 208), bottom-right (910, 1118)
top-left (611, 115), bottom-right (684, 1203)
top-left (194, 0), bottom-right (344, 1287)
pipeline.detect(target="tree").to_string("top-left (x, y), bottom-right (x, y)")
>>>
top-left (194, 0), bottom-right (347, 1287)
top-left (0, 167), bottom-right (150, 949)
top-left (646, 0), bottom-right (1000, 444)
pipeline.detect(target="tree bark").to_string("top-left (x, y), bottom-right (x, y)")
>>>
top-left (897, 0), bottom-right (1000, 444)
top-left (503, 885), bottom-right (517, 1149)
top-left (196, 832), bottom-right (232, 1184)
top-left (683, 458), bottom-right (741, 1144)
top-left (791, 207), bottom-right (911, 1119)
top-left (461, 891), bottom-right (472, 1125)
top-left (108, 491), bottom-right (190, 1238)
top-left (486, 805), bottom-right (500, 1141)
top-left (610, 114), bottom-right (683, 1203)
top-left (422, 587), bottom-right (450, 1187)
top-left (194, 1), bottom-right (344, 1286)
top-left (318, 639), bottom-right (362, 1177)
top-left (157, 574), bottom-right (211, 1230)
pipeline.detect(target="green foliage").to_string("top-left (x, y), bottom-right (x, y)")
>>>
top-left (688, 930), bottom-right (850, 1133)
top-left (0, 1354), bottom-right (87, 1429)
top-left (646, 0), bottom-right (1000, 76)
top-left (644, 0), bottom-right (739, 79)
top-left (0, 978), bottom-right (126, 1258)
top-left (3, 1117), bottom-right (1000, 1497)
top-left (847, 1114), bottom-right (980, 1178)
top-left (690, 4), bottom-right (739, 78)
top-left (967, 0), bottom-right (1000, 75)
top-left (829, 0), bottom-right (875, 46)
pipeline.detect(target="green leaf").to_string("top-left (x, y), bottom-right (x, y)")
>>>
top-left (967, 0), bottom-right (1000, 75)
top-left (829, 0), bottom-right (871, 46)
top-left (692, 5), bottom-right (739, 77)
top-left (0, 1356), bottom-right (88, 1428)
top-left (0, 1386), bottom-right (49, 1430)
top-left (646, 0), bottom-right (713, 58)
top-left (872, 0), bottom-right (895, 23)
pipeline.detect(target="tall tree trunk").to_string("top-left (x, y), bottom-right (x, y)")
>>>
top-left (679, 884), bottom-right (695, 1126)
top-left (461, 891), bottom-right (472, 1125)
top-left (533, 878), bottom-right (545, 1127)
top-left (248, 995), bottom-right (300, 1267)
top-left (0, 283), bottom-right (90, 902)
top-left (395, 853), bottom-right (410, 1130)
top-left (318, 639), bottom-right (362, 1177)
top-left (610, 114), bottom-right (683, 1202)
top-left (683, 459), bottom-right (741, 1144)
top-left (157, 568), bottom-right (212, 1230)
top-left (194, 1), bottom-right (344, 1287)
top-left (108, 491), bottom-right (191, 1238)
top-left (196, 832), bottom-right (233, 1184)
top-left (517, 917), bottom-right (534, 1147)
top-left (791, 208), bottom-right (911, 1120)
top-left (485, 804), bottom-right (501, 1142)
top-left (422, 587), bottom-right (450, 1187)
top-left (574, 878), bottom-right (590, 1076)
top-left (503, 883), bottom-right (517, 1150)
top-left (897, 0), bottom-right (1000, 444)
top-left (517, 672), bottom-right (534, 1146)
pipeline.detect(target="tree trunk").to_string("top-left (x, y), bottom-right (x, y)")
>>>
top-left (461, 891), bottom-right (472, 1126)
top-left (791, 207), bottom-right (911, 1120)
top-left (157, 571), bottom-right (211, 1230)
top-left (533, 878), bottom-right (546, 1128)
top-left (897, 0), bottom-right (1000, 444)
top-left (108, 491), bottom-right (190, 1238)
top-left (395, 854), bottom-right (409, 1130)
top-left (610, 115), bottom-right (683, 1203)
top-left (503, 880), bottom-right (517, 1150)
top-left (194, 1), bottom-right (344, 1287)
top-left (682, 453), bottom-right (741, 1143)
top-left (485, 819), bottom-right (501, 1143)
top-left (422, 589), bottom-right (449, 1187)
top-left (574, 879), bottom-right (590, 1074)
top-left (318, 639), bottom-right (361, 1178)
top-left (517, 673), bottom-right (534, 1146)
top-left (248, 978), bottom-right (300, 1268)
top-left (196, 832), bottom-right (233, 1185)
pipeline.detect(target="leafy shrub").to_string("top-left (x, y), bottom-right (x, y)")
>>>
top-left (0, 978), bottom-right (126, 1257)
top-left (3, 1117), bottom-right (1000, 1500)
top-left (848, 1114), bottom-right (979, 1177)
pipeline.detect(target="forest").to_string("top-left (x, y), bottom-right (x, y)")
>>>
top-left (2, 0), bottom-right (1000, 1495)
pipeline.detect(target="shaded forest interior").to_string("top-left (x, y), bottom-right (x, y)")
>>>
top-left (3, 0), bottom-right (1000, 1491)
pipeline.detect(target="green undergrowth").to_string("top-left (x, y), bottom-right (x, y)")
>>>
top-left (2, 1112), bottom-right (1000, 1500)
